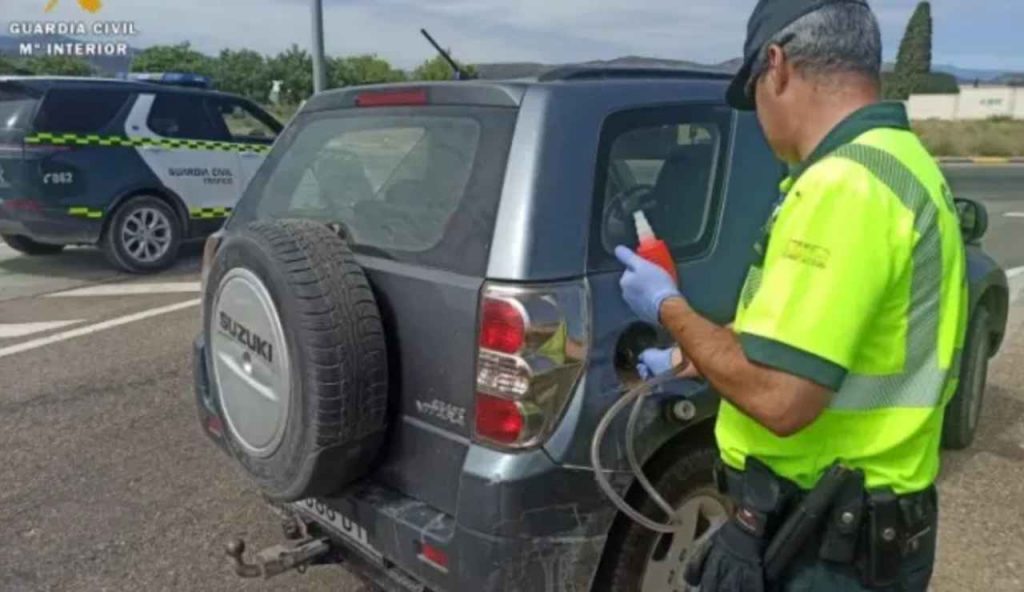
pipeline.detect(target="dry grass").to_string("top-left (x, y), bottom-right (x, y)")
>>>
top-left (913, 118), bottom-right (1024, 157)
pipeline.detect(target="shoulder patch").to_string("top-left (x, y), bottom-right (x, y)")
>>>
top-left (782, 239), bottom-right (831, 269)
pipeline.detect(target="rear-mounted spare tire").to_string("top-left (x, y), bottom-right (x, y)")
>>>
top-left (203, 219), bottom-right (388, 502)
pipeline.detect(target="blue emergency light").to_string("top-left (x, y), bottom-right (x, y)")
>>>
top-left (120, 72), bottom-right (212, 89)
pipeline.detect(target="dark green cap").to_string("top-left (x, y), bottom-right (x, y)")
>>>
top-left (727, 0), bottom-right (869, 110)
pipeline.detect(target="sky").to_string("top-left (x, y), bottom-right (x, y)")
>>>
top-left (2, 0), bottom-right (1023, 71)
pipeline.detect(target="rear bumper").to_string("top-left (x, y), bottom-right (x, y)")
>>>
top-left (0, 203), bottom-right (102, 244)
top-left (193, 335), bottom-right (614, 592)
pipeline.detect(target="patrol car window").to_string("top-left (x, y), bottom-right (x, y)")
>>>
top-left (208, 99), bottom-right (279, 143)
top-left (0, 85), bottom-right (41, 132)
top-left (148, 94), bottom-right (222, 141)
top-left (33, 89), bottom-right (132, 134)
top-left (232, 106), bottom-right (517, 276)
top-left (593, 105), bottom-right (732, 260)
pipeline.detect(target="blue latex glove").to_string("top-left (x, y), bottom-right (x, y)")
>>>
top-left (637, 347), bottom-right (676, 380)
top-left (615, 246), bottom-right (681, 325)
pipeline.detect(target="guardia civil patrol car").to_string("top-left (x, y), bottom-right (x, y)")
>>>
top-left (0, 74), bottom-right (282, 272)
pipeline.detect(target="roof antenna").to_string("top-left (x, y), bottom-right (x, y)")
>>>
top-left (420, 28), bottom-right (476, 80)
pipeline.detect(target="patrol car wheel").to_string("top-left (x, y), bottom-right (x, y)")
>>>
top-left (1, 234), bottom-right (65, 255)
top-left (942, 307), bottom-right (992, 450)
top-left (102, 196), bottom-right (182, 274)
top-left (203, 220), bottom-right (388, 502)
top-left (596, 446), bottom-right (730, 592)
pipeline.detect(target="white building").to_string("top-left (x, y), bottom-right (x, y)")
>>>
top-left (907, 85), bottom-right (1024, 120)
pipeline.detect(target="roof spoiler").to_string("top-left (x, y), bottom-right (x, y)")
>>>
top-left (539, 65), bottom-right (733, 82)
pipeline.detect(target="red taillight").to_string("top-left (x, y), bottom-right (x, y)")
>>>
top-left (1, 198), bottom-right (41, 212)
top-left (419, 542), bottom-right (449, 571)
top-left (475, 394), bottom-right (524, 444)
top-left (206, 414), bottom-right (224, 437)
top-left (474, 284), bottom-right (587, 449)
top-left (355, 89), bottom-right (428, 107)
top-left (479, 298), bottom-right (525, 354)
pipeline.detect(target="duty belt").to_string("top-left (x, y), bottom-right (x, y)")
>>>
top-left (713, 462), bottom-right (936, 517)
top-left (714, 460), bottom-right (937, 587)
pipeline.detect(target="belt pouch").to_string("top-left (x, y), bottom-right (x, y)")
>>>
top-left (864, 489), bottom-right (902, 587)
top-left (818, 470), bottom-right (865, 564)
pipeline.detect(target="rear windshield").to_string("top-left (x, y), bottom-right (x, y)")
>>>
top-left (0, 83), bottom-right (41, 132)
top-left (35, 88), bottom-right (133, 134)
top-left (231, 105), bottom-right (517, 276)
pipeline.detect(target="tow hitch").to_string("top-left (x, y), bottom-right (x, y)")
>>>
top-left (225, 537), bottom-right (331, 579)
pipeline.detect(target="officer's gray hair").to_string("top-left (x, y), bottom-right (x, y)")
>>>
top-left (751, 2), bottom-right (882, 86)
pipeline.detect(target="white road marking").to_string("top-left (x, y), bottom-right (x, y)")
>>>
top-left (46, 282), bottom-right (201, 298)
top-left (0, 299), bottom-right (200, 360)
top-left (0, 320), bottom-right (84, 339)
top-left (1005, 212), bottom-right (1024, 218)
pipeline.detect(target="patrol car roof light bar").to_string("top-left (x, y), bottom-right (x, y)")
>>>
top-left (121, 72), bottom-right (212, 89)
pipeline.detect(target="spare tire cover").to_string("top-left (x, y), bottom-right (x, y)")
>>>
top-left (204, 219), bottom-right (388, 502)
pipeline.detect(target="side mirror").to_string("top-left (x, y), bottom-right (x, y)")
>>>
top-left (955, 198), bottom-right (988, 244)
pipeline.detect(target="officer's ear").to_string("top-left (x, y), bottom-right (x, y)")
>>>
top-left (763, 44), bottom-right (791, 99)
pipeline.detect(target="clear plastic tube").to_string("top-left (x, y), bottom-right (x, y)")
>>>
top-left (590, 365), bottom-right (690, 534)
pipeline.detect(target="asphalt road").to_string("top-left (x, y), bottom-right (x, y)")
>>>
top-left (0, 165), bottom-right (1021, 592)
top-left (946, 164), bottom-right (1024, 270)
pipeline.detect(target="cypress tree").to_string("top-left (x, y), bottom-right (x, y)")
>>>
top-left (889, 1), bottom-right (933, 99)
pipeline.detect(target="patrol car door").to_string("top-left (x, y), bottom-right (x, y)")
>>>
top-left (124, 92), bottom-right (243, 221)
top-left (205, 97), bottom-right (279, 191)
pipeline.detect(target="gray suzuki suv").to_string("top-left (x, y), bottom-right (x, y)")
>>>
top-left (193, 67), bottom-right (1008, 591)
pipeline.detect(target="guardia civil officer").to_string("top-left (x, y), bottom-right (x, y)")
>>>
top-left (615, 1), bottom-right (968, 590)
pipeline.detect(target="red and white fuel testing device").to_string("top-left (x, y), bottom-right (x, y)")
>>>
top-left (633, 211), bottom-right (678, 283)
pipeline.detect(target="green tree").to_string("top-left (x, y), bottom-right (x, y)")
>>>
top-left (329, 54), bottom-right (406, 87)
top-left (0, 55), bottom-right (22, 75)
top-left (267, 44), bottom-right (313, 104)
top-left (22, 55), bottom-right (95, 76)
top-left (130, 42), bottom-right (215, 77)
top-left (411, 54), bottom-right (477, 81)
top-left (214, 49), bottom-right (271, 101)
top-left (915, 72), bottom-right (959, 94)
top-left (888, 1), bottom-right (933, 99)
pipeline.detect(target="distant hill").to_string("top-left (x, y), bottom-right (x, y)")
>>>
top-left (476, 56), bottom-right (1022, 83)
top-left (993, 73), bottom-right (1024, 86)
top-left (932, 64), bottom-right (1017, 83)
top-left (0, 34), bottom-right (136, 74)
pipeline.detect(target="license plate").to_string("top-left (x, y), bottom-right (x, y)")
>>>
top-left (292, 499), bottom-right (383, 562)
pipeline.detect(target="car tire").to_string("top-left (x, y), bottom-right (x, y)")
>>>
top-left (942, 307), bottom-right (992, 450)
top-left (102, 195), bottom-right (182, 274)
top-left (1, 233), bottom-right (65, 255)
top-left (203, 220), bottom-right (389, 502)
top-left (595, 445), bottom-right (729, 592)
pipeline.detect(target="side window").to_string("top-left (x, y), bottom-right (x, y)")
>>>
top-left (147, 93), bottom-right (221, 141)
top-left (592, 105), bottom-right (732, 264)
top-left (208, 99), bottom-right (279, 144)
top-left (34, 89), bottom-right (132, 133)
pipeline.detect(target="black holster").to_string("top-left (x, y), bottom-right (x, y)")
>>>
top-left (857, 487), bottom-right (937, 588)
